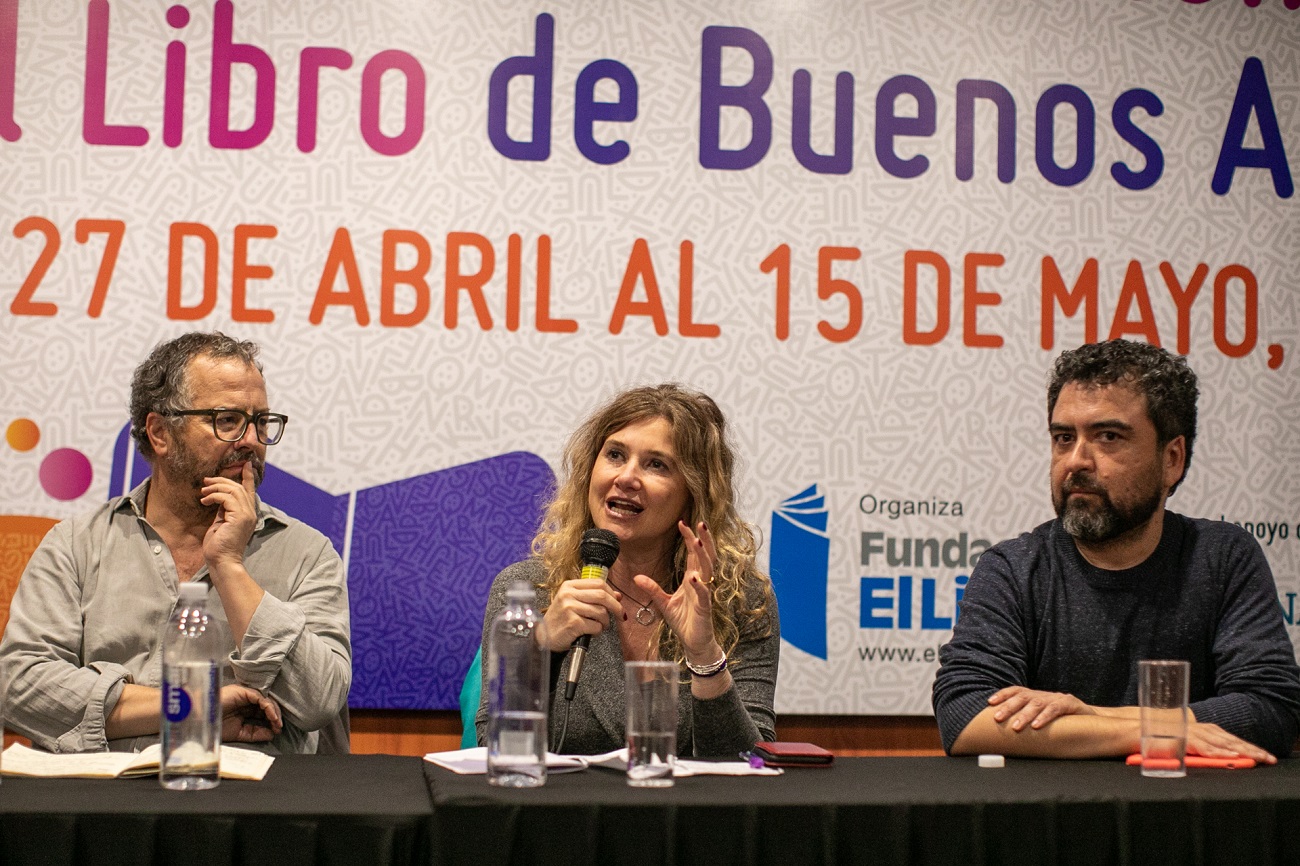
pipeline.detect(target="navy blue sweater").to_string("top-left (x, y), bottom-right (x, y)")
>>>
top-left (933, 512), bottom-right (1300, 756)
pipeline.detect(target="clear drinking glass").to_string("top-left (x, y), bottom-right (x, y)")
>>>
top-left (1139, 659), bottom-right (1189, 778)
top-left (625, 661), bottom-right (677, 787)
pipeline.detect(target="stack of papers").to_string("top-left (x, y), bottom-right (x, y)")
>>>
top-left (424, 747), bottom-right (589, 775)
top-left (424, 747), bottom-right (781, 777)
top-left (1, 742), bottom-right (275, 781)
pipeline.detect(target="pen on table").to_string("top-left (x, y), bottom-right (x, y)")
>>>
top-left (739, 750), bottom-right (765, 769)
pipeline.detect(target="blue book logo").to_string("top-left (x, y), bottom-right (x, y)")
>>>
top-left (769, 485), bottom-right (829, 660)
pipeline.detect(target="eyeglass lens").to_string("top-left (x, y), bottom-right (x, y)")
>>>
top-left (212, 411), bottom-right (285, 444)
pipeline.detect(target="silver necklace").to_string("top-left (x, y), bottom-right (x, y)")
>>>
top-left (610, 578), bottom-right (656, 626)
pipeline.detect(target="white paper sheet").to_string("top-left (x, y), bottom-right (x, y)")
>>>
top-left (424, 746), bottom-right (781, 777)
top-left (424, 747), bottom-right (590, 775)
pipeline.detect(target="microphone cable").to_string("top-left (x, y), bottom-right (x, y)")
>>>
top-left (552, 699), bottom-right (573, 754)
top-left (553, 528), bottom-right (620, 753)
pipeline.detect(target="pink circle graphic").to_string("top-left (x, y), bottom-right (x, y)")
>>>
top-left (39, 448), bottom-right (94, 500)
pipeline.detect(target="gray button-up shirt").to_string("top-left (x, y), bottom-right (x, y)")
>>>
top-left (1, 479), bottom-right (351, 754)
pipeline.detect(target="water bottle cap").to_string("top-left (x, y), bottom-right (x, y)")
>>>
top-left (505, 581), bottom-right (536, 602)
top-left (178, 582), bottom-right (208, 602)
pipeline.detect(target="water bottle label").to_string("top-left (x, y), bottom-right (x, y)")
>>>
top-left (163, 682), bottom-right (192, 723)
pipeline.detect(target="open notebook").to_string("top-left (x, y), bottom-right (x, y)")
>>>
top-left (1, 742), bottom-right (275, 780)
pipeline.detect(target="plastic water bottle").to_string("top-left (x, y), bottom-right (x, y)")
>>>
top-left (160, 581), bottom-right (222, 790)
top-left (486, 581), bottom-right (550, 787)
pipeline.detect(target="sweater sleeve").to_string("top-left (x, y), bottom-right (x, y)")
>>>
top-left (932, 541), bottom-right (1033, 754)
top-left (689, 594), bottom-right (780, 757)
top-left (1188, 531), bottom-right (1300, 757)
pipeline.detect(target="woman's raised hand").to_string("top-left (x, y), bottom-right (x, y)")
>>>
top-left (634, 521), bottom-right (722, 661)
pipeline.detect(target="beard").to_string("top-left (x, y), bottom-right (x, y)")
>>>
top-left (163, 437), bottom-right (265, 514)
top-left (1053, 470), bottom-right (1162, 544)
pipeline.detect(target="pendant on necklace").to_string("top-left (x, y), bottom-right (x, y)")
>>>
top-left (635, 605), bottom-right (656, 626)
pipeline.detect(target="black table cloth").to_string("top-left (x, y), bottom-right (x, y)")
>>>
top-left (425, 756), bottom-right (1300, 866)
top-left (0, 754), bottom-right (431, 866)
top-left (6, 753), bottom-right (1299, 866)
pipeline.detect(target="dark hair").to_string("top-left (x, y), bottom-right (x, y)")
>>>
top-left (129, 332), bottom-right (262, 460)
top-left (1047, 339), bottom-right (1198, 493)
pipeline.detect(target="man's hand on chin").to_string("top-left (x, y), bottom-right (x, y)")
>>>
top-left (200, 462), bottom-right (258, 571)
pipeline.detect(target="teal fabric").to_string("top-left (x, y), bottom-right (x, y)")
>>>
top-left (458, 646), bottom-right (483, 748)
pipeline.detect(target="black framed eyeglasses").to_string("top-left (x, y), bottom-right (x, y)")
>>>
top-left (165, 409), bottom-right (289, 445)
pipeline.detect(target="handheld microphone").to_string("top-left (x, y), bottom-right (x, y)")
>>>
top-left (564, 528), bottom-right (620, 700)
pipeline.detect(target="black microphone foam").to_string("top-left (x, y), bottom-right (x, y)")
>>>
top-left (579, 528), bottom-right (620, 570)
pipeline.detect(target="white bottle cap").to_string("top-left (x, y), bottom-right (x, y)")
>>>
top-left (978, 754), bottom-right (1006, 768)
top-left (505, 581), bottom-right (535, 601)
top-left (178, 582), bottom-right (207, 602)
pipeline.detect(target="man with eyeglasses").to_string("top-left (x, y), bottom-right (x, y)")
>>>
top-left (1, 332), bottom-right (351, 754)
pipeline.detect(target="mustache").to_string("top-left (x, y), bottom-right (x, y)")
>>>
top-left (1062, 475), bottom-right (1106, 496)
top-left (219, 449), bottom-right (262, 471)
top-left (218, 449), bottom-right (266, 487)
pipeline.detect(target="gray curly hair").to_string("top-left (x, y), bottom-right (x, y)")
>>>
top-left (129, 332), bottom-right (262, 460)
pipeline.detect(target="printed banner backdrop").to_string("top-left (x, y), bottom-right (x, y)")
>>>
top-left (1, 0), bottom-right (1297, 714)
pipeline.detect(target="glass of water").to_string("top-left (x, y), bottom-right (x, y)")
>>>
top-left (1139, 659), bottom-right (1189, 778)
top-left (625, 661), bottom-right (678, 787)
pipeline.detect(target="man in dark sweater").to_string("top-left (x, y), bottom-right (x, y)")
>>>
top-left (932, 340), bottom-right (1300, 761)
